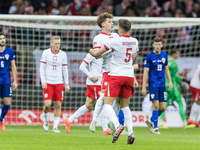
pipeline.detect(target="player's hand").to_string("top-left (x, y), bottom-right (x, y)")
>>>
top-left (169, 82), bottom-right (173, 90)
top-left (65, 84), bottom-right (70, 92)
top-left (132, 53), bottom-right (138, 60)
top-left (91, 76), bottom-right (99, 82)
top-left (134, 79), bottom-right (139, 87)
top-left (133, 64), bottom-right (139, 70)
top-left (12, 81), bottom-right (17, 90)
top-left (42, 83), bottom-right (47, 90)
top-left (141, 87), bottom-right (147, 96)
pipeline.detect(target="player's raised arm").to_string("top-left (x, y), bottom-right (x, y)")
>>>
top-left (164, 65), bottom-right (173, 90)
top-left (89, 46), bottom-right (107, 57)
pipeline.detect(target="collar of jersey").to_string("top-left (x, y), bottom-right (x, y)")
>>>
top-left (101, 32), bottom-right (111, 36)
top-left (51, 48), bottom-right (60, 54)
top-left (120, 35), bottom-right (131, 37)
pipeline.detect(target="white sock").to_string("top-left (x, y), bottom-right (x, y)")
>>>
top-left (92, 93), bottom-right (104, 122)
top-left (99, 110), bottom-right (108, 131)
top-left (190, 102), bottom-right (199, 123)
top-left (112, 98), bottom-right (120, 115)
top-left (44, 112), bottom-right (49, 122)
top-left (53, 117), bottom-right (60, 129)
top-left (196, 104), bottom-right (200, 122)
top-left (103, 104), bottom-right (119, 129)
top-left (68, 105), bottom-right (89, 122)
top-left (121, 107), bottom-right (133, 136)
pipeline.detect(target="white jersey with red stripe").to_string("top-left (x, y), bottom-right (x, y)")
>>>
top-left (190, 63), bottom-right (200, 89)
top-left (93, 32), bottom-right (119, 73)
top-left (40, 48), bottom-right (68, 84)
top-left (82, 53), bottom-right (103, 85)
top-left (104, 35), bottom-right (139, 77)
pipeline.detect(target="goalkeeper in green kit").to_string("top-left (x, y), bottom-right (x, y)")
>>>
top-left (159, 49), bottom-right (187, 127)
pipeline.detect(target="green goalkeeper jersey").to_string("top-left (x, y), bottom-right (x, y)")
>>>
top-left (165, 58), bottom-right (182, 89)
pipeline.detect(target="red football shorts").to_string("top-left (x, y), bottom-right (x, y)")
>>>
top-left (101, 72), bottom-right (109, 89)
top-left (105, 76), bottom-right (134, 98)
top-left (43, 84), bottom-right (64, 101)
top-left (85, 85), bottom-right (101, 99)
top-left (190, 85), bottom-right (200, 101)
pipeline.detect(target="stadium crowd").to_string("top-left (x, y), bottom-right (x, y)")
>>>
top-left (0, 0), bottom-right (200, 18)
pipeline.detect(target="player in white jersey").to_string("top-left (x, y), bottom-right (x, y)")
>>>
top-left (40, 36), bottom-right (70, 133)
top-left (88, 12), bottom-right (120, 133)
top-left (64, 53), bottom-right (111, 135)
top-left (90, 19), bottom-right (139, 144)
top-left (185, 63), bottom-right (200, 128)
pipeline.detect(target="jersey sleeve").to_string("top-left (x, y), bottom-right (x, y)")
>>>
top-left (104, 38), bottom-right (116, 51)
top-left (62, 53), bottom-right (69, 84)
top-left (10, 48), bottom-right (15, 60)
top-left (132, 38), bottom-right (139, 54)
top-left (164, 53), bottom-right (168, 66)
top-left (143, 55), bottom-right (150, 68)
top-left (40, 51), bottom-right (47, 63)
top-left (93, 36), bottom-right (101, 49)
top-left (83, 53), bottom-right (95, 65)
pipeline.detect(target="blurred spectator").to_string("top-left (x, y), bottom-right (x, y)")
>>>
top-left (95, 0), bottom-right (107, 15)
top-left (46, 0), bottom-right (60, 15)
top-left (144, 7), bottom-right (154, 17)
top-left (8, 0), bottom-right (23, 14)
top-left (24, 0), bottom-right (34, 14)
top-left (106, 5), bottom-right (114, 14)
top-left (123, 6), bottom-right (136, 17)
top-left (114, 0), bottom-right (133, 16)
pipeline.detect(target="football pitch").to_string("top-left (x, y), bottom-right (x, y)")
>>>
top-left (0, 126), bottom-right (199, 150)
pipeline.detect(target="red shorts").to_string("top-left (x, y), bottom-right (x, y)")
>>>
top-left (101, 72), bottom-right (109, 89)
top-left (105, 76), bottom-right (134, 98)
top-left (43, 84), bottom-right (64, 101)
top-left (190, 85), bottom-right (200, 101)
top-left (85, 85), bottom-right (101, 99)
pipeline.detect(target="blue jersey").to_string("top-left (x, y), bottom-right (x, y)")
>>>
top-left (144, 50), bottom-right (168, 87)
top-left (0, 47), bottom-right (15, 84)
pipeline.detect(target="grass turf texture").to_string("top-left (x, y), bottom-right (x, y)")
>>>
top-left (0, 126), bottom-right (199, 150)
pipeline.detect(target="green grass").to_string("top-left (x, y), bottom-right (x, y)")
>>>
top-left (0, 126), bottom-right (199, 150)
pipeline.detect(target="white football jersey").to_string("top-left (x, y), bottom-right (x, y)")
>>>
top-left (190, 64), bottom-right (200, 89)
top-left (104, 35), bottom-right (139, 77)
top-left (40, 48), bottom-right (68, 84)
top-left (82, 53), bottom-right (103, 85)
top-left (93, 32), bottom-right (119, 73)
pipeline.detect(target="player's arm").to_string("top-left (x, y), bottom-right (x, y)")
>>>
top-left (10, 60), bottom-right (17, 90)
top-left (164, 65), bottom-right (173, 90)
top-left (62, 54), bottom-right (70, 92)
top-left (142, 67), bottom-right (149, 96)
top-left (79, 54), bottom-right (99, 82)
top-left (40, 52), bottom-right (47, 90)
top-left (89, 46), bottom-right (107, 57)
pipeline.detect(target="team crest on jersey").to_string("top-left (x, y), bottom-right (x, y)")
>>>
top-left (93, 41), bottom-right (97, 46)
top-left (162, 58), bottom-right (166, 64)
top-left (151, 94), bottom-right (155, 99)
top-left (53, 55), bottom-right (57, 61)
top-left (5, 54), bottom-right (9, 60)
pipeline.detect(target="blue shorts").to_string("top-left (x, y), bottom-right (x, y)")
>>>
top-left (149, 87), bottom-right (167, 102)
top-left (0, 84), bottom-right (12, 98)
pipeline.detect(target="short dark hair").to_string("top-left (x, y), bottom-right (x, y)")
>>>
top-left (0, 32), bottom-right (5, 36)
top-left (97, 12), bottom-right (113, 28)
top-left (153, 37), bottom-right (164, 43)
top-left (118, 19), bottom-right (131, 32)
top-left (170, 49), bottom-right (179, 55)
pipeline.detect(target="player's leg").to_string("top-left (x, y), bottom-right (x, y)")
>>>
top-left (159, 99), bottom-right (170, 128)
top-left (90, 72), bottom-right (108, 130)
top-left (53, 84), bottom-right (64, 133)
top-left (65, 96), bottom-right (95, 134)
top-left (99, 110), bottom-right (111, 135)
top-left (42, 84), bottom-right (53, 132)
top-left (0, 84), bottom-right (12, 131)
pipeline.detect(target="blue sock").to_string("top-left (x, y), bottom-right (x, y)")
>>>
top-left (118, 110), bottom-right (125, 125)
top-left (158, 109), bottom-right (163, 116)
top-left (150, 110), bottom-right (158, 128)
top-left (0, 104), bottom-right (10, 121)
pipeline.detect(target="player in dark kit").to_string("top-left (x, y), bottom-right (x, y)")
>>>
top-left (142, 37), bottom-right (173, 134)
top-left (0, 32), bottom-right (17, 131)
